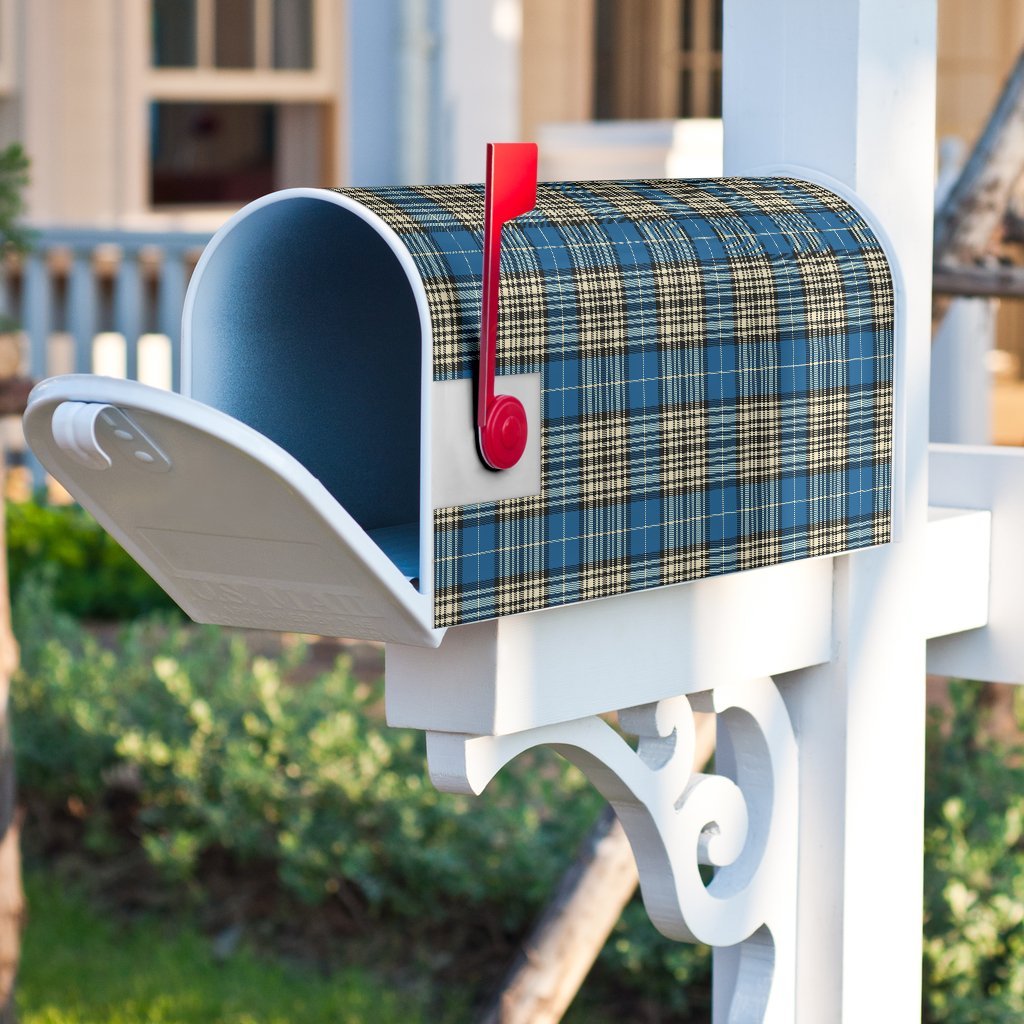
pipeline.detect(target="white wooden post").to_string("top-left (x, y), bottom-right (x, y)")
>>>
top-left (724, 1), bottom-right (936, 1019)
top-left (931, 299), bottom-right (995, 445)
top-left (438, 0), bottom-right (522, 182)
top-left (931, 137), bottom-right (995, 447)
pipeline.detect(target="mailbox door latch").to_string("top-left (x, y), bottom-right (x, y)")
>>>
top-left (52, 402), bottom-right (172, 473)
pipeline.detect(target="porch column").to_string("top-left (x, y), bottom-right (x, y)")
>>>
top-left (722, 2), bottom-right (937, 1019)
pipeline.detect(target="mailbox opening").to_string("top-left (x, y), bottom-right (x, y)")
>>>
top-left (184, 192), bottom-right (425, 582)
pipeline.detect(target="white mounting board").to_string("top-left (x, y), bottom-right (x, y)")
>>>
top-left (928, 444), bottom-right (1024, 682)
top-left (386, 556), bottom-right (833, 735)
top-left (24, 375), bottom-right (442, 647)
top-left (924, 506), bottom-right (990, 642)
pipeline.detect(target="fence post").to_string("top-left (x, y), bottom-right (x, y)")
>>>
top-left (931, 298), bottom-right (995, 444)
top-left (21, 253), bottom-right (49, 383)
top-left (67, 250), bottom-right (98, 376)
top-left (158, 251), bottom-right (187, 393)
top-left (113, 249), bottom-right (142, 383)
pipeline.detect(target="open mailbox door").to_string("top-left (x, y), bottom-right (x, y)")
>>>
top-left (23, 375), bottom-right (442, 647)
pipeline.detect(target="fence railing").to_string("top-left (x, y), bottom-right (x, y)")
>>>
top-left (0, 226), bottom-right (213, 487)
top-left (4, 226), bottom-right (213, 394)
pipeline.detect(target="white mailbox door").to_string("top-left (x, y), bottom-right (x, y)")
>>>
top-left (23, 375), bottom-right (442, 647)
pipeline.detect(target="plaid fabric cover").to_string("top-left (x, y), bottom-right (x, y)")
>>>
top-left (337, 178), bottom-right (895, 629)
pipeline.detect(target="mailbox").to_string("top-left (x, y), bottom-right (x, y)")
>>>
top-left (24, 168), bottom-right (896, 647)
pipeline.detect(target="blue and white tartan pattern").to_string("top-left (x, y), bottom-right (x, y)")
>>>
top-left (338, 178), bottom-right (895, 629)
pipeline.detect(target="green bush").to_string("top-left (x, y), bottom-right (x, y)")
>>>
top-left (7, 499), bottom-right (179, 619)
top-left (20, 547), bottom-right (1024, 1019)
top-left (11, 576), bottom-right (710, 1016)
top-left (923, 681), bottom-right (1024, 1022)
top-left (13, 575), bottom-right (582, 913)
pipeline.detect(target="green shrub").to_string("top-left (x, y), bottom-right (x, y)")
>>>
top-left (12, 575), bottom-right (579, 914)
top-left (11, 575), bottom-right (711, 1014)
top-left (0, 142), bottom-right (31, 257)
top-left (923, 681), bottom-right (1024, 1022)
top-left (25, 559), bottom-right (1024, 1020)
top-left (7, 499), bottom-right (179, 619)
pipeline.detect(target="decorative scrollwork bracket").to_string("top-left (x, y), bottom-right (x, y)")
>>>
top-left (425, 675), bottom-right (797, 1024)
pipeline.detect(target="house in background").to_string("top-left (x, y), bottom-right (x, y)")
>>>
top-left (0, 0), bottom-right (1021, 428)
top-left (3, 0), bottom-right (342, 230)
top-left (0, 0), bottom-right (1019, 223)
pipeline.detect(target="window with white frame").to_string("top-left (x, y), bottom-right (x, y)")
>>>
top-left (146, 0), bottom-right (336, 208)
top-left (152, 0), bottom-right (315, 71)
top-left (594, 0), bottom-right (722, 120)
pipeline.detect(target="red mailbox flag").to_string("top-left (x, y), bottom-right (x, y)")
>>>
top-left (477, 142), bottom-right (538, 470)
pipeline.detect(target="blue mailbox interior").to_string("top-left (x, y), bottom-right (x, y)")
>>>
top-left (186, 195), bottom-right (423, 582)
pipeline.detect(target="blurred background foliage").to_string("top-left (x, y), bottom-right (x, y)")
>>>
top-left (10, 497), bottom-right (1024, 1021)
top-left (10, 498), bottom-right (711, 1022)
top-left (7, 499), bottom-right (179, 620)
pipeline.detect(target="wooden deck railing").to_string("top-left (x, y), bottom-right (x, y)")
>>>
top-left (0, 227), bottom-right (213, 485)
top-left (4, 226), bottom-right (213, 394)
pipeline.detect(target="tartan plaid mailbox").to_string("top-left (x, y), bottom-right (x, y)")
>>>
top-left (23, 161), bottom-right (896, 648)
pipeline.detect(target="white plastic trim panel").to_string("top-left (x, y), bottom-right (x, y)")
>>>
top-left (924, 506), bottom-right (990, 641)
top-left (24, 375), bottom-right (443, 647)
top-left (386, 554), bottom-right (833, 736)
top-left (928, 444), bottom-right (1024, 682)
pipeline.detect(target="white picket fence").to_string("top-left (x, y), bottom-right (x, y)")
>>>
top-left (4, 226), bottom-right (212, 392)
top-left (0, 227), bottom-right (212, 482)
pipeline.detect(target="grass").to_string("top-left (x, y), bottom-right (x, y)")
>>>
top-left (17, 873), bottom-right (461, 1024)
